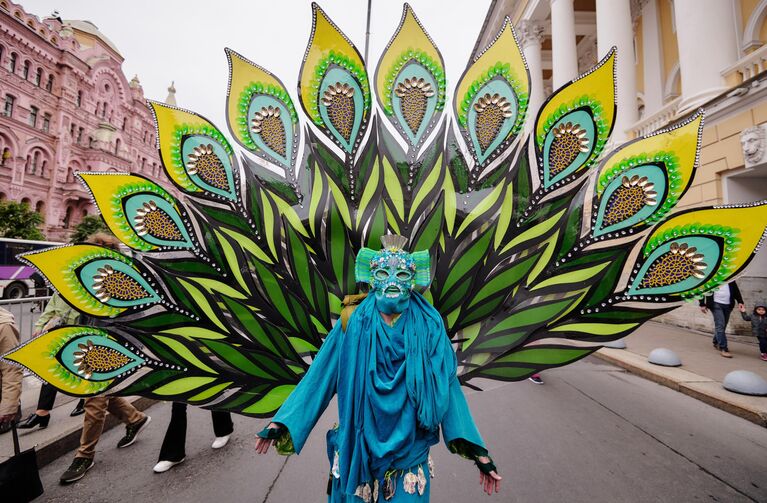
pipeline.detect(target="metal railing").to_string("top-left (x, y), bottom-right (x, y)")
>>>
top-left (0, 296), bottom-right (51, 343)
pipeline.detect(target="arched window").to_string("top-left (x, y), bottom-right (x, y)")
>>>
top-left (122, 117), bottom-right (127, 130)
top-left (22, 60), bottom-right (29, 79)
top-left (115, 138), bottom-right (121, 155)
top-left (1, 146), bottom-right (10, 166)
top-left (3, 94), bottom-right (14, 117)
top-left (46, 74), bottom-right (53, 92)
top-left (29, 151), bottom-right (40, 174)
top-left (63, 205), bottom-right (73, 228)
top-left (21, 197), bottom-right (31, 206)
top-left (35, 200), bottom-right (44, 213)
top-left (101, 103), bottom-right (107, 119)
top-left (8, 52), bottom-right (16, 73)
top-left (0, 193), bottom-right (6, 201)
top-left (41, 159), bottom-right (47, 178)
top-left (42, 113), bottom-right (50, 133)
top-left (143, 130), bottom-right (147, 142)
top-left (0, 46), bottom-right (4, 66)
top-left (34, 67), bottom-right (42, 86)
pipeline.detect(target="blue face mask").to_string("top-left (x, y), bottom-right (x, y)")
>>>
top-left (370, 250), bottom-right (415, 314)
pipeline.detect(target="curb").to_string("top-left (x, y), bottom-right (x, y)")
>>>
top-left (32, 397), bottom-right (156, 469)
top-left (592, 350), bottom-right (767, 428)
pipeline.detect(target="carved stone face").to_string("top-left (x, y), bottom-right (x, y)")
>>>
top-left (741, 127), bottom-right (765, 164)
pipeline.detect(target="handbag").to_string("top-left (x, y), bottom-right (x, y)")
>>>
top-left (0, 422), bottom-right (44, 502)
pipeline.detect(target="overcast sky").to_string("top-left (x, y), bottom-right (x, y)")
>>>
top-left (25, 0), bottom-right (492, 128)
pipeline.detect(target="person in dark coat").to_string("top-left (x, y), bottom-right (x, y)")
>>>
top-left (739, 300), bottom-right (767, 361)
top-left (699, 281), bottom-right (744, 358)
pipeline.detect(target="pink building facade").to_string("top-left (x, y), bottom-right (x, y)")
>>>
top-left (0, 0), bottom-right (163, 241)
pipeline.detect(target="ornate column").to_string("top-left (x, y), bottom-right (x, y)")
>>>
top-left (641, 0), bottom-right (664, 115)
top-left (550, 0), bottom-right (578, 88)
top-left (596, 0), bottom-right (637, 143)
top-left (518, 20), bottom-right (546, 131)
top-left (674, 0), bottom-right (738, 113)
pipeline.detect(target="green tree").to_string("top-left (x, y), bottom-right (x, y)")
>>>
top-left (70, 215), bottom-right (110, 243)
top-left (0, 200), bottom-right (44, 240)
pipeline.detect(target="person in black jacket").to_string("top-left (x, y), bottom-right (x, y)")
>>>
top-left (699, 281), bottom-right (744, 358)
top-left (739, 300), bottom-right (767, 361)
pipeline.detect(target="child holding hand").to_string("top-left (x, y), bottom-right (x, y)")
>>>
top-left (739, 301), bottom-right (767, 361)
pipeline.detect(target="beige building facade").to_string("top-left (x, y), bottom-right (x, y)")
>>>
top-left (476, 0), bottom-right (767, 334)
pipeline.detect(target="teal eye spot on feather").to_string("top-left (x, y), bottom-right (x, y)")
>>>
top-left (467, 79), bottom-right (517, 165)
top-left (392, 62), bottom-right (438, 146)
top-left (319, 68), bottom-right (364, 153)
top-left (181, 135), bottom-right (236, 200)
top-left (125, 195), bottom-right (193, 249)
top-left (59, 336), bottom-right (146, 381)
top-left (593, 165), bottom-right (666, 237)
top-left (542, 109), bottom-right (596, 188)
top-left (80, 260), bottom-right (160, 308)
top-left (248, 95), bottom-right (294, 168)
top-left (627, 239), bottom-right (715, 296)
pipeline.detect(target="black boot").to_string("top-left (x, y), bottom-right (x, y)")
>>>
top-left (70, 400), bottom-right (85, 417)
top-left (17, 413), bottom-right (51, 430)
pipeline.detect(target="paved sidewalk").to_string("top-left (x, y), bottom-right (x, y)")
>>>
top-left (593, 321), bottom-right (767, 427)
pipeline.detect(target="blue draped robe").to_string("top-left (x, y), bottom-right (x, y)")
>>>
top-left (273, 293), bottom-right (484, 501)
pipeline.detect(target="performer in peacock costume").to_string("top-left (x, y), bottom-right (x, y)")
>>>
top-left (4, 3), bottom-right (767, 501)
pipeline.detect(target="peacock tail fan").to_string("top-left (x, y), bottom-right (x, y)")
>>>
top-left (4, 3), bottom-right (767, 415)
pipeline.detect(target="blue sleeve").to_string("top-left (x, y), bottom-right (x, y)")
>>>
top-left (441, 377), bottom-right (485, 453)
top-left (272, 323), bottom-right (341, 454)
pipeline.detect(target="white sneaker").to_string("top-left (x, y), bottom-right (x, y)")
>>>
top-left (211, 435), bottom-right (230, 449)
top-left (153, 459), bottom-right (185, 473)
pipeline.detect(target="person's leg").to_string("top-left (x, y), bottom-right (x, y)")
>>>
top-left (158, 403), bottom-right (188, 462)
top-left (212, 410), bottom-right (234, 438)
top-left (106, 396), bottom-right (144, 425)
top-left (712, 304), bottom-right (728, 351)
top-left (757, 336), bottom-right (767, 356)
top-left (75, 397), bottom-right (108, 460)
top-left (37, 383), bottom-right (57, 412)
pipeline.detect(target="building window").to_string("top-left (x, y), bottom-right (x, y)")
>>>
top-left (77, 127), bottom-right (83, 144)
top-left (1, 147), bottom-right (11, 166)
top-left (3, 95), bottom-right (14, 117)
top-left (143, 130), bottom-right (147, 143)
top-left (35, 200), bottom-right (44, 214)
top-left (34, 67), bottom-right (41, 86)
top-left (141, 157), bottom-right (146, 170)
top-left (30, 151), bottom-right (39, 174)
top-left (28, 106), bottom-right (38, 127)
top-left (0, 46), bottom-right (3, 67)
top-left (42, 113), bottom-right (50, 133)
top-left (122, 117), bottom-right (127, 130)
top-left (76, 90), bottom-right (82, 107)
top-left (69, 122), bottom-right (75, 137)
top-left (46, 74), bottom-right (53, 92)
top-left (115, 138), bottom-right (121, 155)
top-left (8, 52), bottom-right (16, 73)
top-left (22, 60), bottom-right (29, 79)
top-left (63, 206), bottom-right (72, 228)
top-left (101, 103), bottom-right (107, 119)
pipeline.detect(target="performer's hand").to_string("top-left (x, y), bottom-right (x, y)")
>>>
top-left (254, 422), bottom-right (280, 454)
top-left (477, 456), bottom-right (501, 495)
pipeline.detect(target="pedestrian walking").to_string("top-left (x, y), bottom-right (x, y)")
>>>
top-left (59, 232), bottom-right (152, 484)
top-left (0, 307), bottom-right (22, 434)
top-left (739, 301), bottom-right (767, 361)
top-left (153, 402), bottom-right (234, 473)
top-left (699, 281), bottom-right (744, 358)
top-left (18, 292), bottom-right (85, 431)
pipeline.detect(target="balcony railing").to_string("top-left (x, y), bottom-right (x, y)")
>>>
top-left (722, 44), bottom-right (767, 82)
top-left (628, 97), bottom-right (682, 138)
